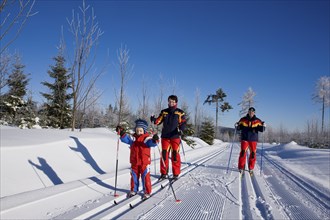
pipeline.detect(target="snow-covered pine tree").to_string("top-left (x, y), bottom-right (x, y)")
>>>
top-left (0, 54), bottom-right (35, 127)
top-left (40, 54), bottom-right (72, 129)
top-left (19, 93), bottom-right (38, 129)
top-left (7, 54), bottom-right (29, 98)
top-left (199, 118), bottom-right (215, 145)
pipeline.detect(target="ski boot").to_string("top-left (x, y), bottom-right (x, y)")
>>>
top-left (158, 174), bottom-right (168, 182)
top-left (127, 191), bottom-right (137, 198)
top-left (142, 194), bottom-right (150, 200)
top-left (172, 175), bottom-right (179, 181)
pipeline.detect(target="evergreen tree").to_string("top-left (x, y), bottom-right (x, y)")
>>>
top-left (200, 118), bottom-right (215, 145)
top-left (0, 54), bottom-right (33, 127)
top-left (19, 93), bottom-right (39, 129)
top-left (180, 101), bottom-right (196, 148)
top-left (7, 54), bottom-right (29, 98)
top-left (41, 55), bottom-right (72, 128)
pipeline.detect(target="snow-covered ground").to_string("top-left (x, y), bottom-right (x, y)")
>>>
top-left (0, 126), bottom-right (329, 219)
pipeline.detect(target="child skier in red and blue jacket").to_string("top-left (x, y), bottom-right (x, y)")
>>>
top-left (116, 119), bottom-right (159, 199)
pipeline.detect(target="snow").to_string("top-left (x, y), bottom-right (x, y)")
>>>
top-left (1, 126), bottom-right (329, 219)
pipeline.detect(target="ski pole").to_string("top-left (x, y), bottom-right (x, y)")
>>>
top-left (179, 138), bottom-right (188, 165)
top-left (152, 116), bottom-right (181, 203)
top-left (154, 148), bottom-right (157, 175)
top-left (29, 161), bottom-right (46, 187)
top-left (114, 133), bottom-right (120, 197)
top-left (149, 121), bottom-right (158, 175)
top-left (260, 130), bottom-right (265, 175)
top-left (157, 143), bottom-right (166, 169)
top-left (226, 128), bottom-right (237, 174)
top-left (149, 122), bottom-right (166, 176)
top-left (177, 127), bottom-right (188, 166)
top-left (156, 142), bottom-right (181, 203)
top-left (168, 177), bottom-right (181, 203)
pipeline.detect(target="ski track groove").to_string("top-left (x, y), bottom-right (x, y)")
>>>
top-left (249, 175), bottom-right (274, 220)
top-left (239, 150), bottom-right (275, 220)
top-left (261, 154), bottom-right (329, 220)
top-left (139, 148), bottom-right (227, 219)
top-left (81, 148), bottom-right (227, 219)
top-left (241, 173), bottom-right (253, 220)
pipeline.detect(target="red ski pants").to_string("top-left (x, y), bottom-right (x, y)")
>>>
top-left (130, 164), bottom-right (151, 194)
top-left (238, 141), bottom-right (257, 170)
top-left (160, 138), bottom-right (181, 176)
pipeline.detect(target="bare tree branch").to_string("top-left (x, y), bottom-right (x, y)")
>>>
top-left (114, 45), bottom-right (133, 124)
top-left (66, 0), bottom-right (104, 131)
top-left (0, 0), bottom-right (37, 54)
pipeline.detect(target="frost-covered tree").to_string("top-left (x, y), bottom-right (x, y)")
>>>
top-left (67, 0), bottom-right (104, 131)
top-left (0, 50), bottom-right (12, 93)
top-left (199, 117), bottom-right (215, 145)
top-left (136, 75), bottom-right (151, 121)
top-left (41, 54), bottom-right (72, 128)
top-left (238, 87), bottom-right (256, 117)
top-left (115, 45), bottom-right (133, 125)
top-left (194, 88), bottom-right (202, 136)
top-left (78, 86), bottom-right (103, 130)
top-left (313, 76), bottom-right (330, 133)
top-left (153, 73), bottom-right (166, 117)
top-left (104, 104), bottom-right (115, 127)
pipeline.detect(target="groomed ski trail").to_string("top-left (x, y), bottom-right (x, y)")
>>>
top-left (42, 142), bottom-right (329, 220)
top-left (259, 152), bottom-right (330, 220)
top-left (94, 146), bottom-right (228, 219)
top-left (52, 143), bottom-right (228, 219)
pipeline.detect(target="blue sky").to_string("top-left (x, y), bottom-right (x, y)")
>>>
top-left (4, 0), bottom-right (329, 132)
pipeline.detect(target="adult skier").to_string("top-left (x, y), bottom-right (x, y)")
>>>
top-left (235, 107), bottom-right (266, 175)
top-left (150, 95), bottom-right (186, 181)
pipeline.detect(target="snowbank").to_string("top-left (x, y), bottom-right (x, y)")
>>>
top-left (0, 126), bottom-right (130, 197)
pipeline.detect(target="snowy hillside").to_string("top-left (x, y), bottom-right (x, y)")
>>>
top-left (0, 126), bottom-right (329, 219)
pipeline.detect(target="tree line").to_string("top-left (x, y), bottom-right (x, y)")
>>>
top-left (0, 0), bottom-right (329, 148)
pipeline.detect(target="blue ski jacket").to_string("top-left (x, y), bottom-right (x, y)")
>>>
top-left (237, 114), bottom-right (265, 141)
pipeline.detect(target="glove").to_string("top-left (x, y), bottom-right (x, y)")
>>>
top-left (178, 129), bottom-right (183, 136)
top-left (115, 125), bottom-right (125, 136)
top-left (262, 122), bottom-right (266, 131)
top-left (152, 134), bottom-right (159, 142)
top-left (235, 122), bottom-right (240, 130)
top-left (150, 115), bottom-right (156, 123)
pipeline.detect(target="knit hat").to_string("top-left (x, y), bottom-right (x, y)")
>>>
top-left (135, 119), bottom-right (148, 133)
top-left (248, 107), bottom-right (256, 112)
